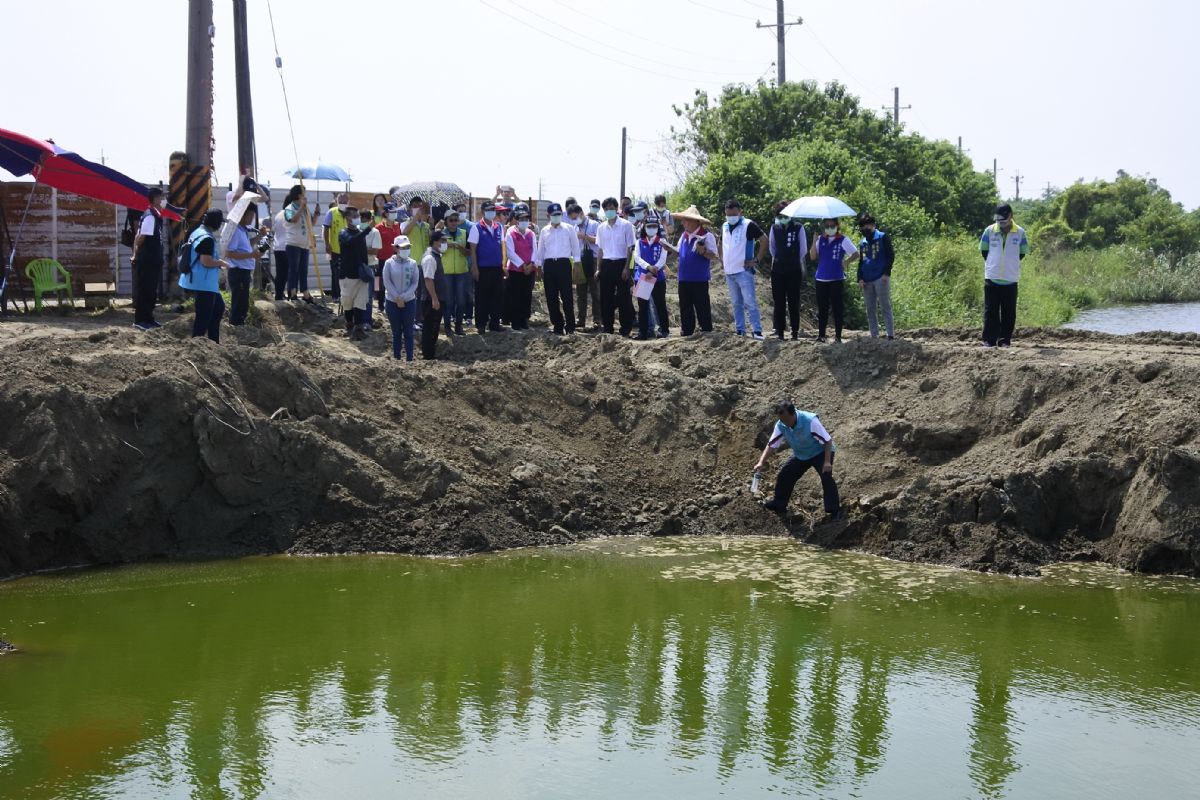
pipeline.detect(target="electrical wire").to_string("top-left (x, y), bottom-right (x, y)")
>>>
top-left (480, 0), bottom-right (752, 86)
top-left (505, 0), bottom-right (752, 78)
top-left (804, 25), bottom-right (890, 105)
top-left (264, 0), bottom-right (302, 177)
top-left (556, 1), bottom-right (766, 66)
top-left (687, 0), bottom-right (759, 21)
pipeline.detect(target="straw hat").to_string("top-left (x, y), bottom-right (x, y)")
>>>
top-left (672, 205), bottom-right (712, 226)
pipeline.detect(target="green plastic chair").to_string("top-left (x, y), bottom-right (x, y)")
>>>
top-left (25, 258), bottom-right (74, 311)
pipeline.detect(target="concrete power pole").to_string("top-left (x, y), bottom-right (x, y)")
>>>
top-left (185, 0), bottom-right (215, 170)
top-left (883, 87), bottom-right (911, 126)
top-left (755, 1), bottom-right (803, 85)
top-left (620, 127), bottom-right (627, 200)
top-left (231, 0), bottom-right (256, 178)
top-left (1014, 170), bottom-right (1023, 201)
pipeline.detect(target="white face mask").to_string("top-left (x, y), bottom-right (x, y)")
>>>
top-left (484, 211), bottom-right (497, 221)
top-left (590, 206), bottom-right (601, 216)
top-left (396, 248), bottom-right (411, 259)
top-left (726, 215), bottom-right (741, 226)
top-left (550, 214), bottom-right (563, 225)
top-left (645, 227), bottom-right (659, 238)
top-left (569, 217), bottom-right (581, 226)
top-left (518, 220), bottom-right (530, 230)
top-left (337, 203), bottom-right (348, 212)
top-left (824, 227), bottom-right (838, 236)
top-left (438, 242), bottom-right (449, 253)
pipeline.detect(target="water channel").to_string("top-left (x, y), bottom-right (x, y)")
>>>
top-left (2, 537), bottom-right (1197, 799)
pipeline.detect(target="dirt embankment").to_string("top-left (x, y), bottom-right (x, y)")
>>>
top-left (1, 301), bottom-right (1197, 581)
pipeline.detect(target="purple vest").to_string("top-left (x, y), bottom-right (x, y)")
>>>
top-left (677, 229), bottom-right (712, 282)
top-left (816, 234), bottom-right (850, 281)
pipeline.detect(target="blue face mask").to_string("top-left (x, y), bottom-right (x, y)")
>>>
top-left (605, 209), bottom-right (617, 220)
top-left (484, 211), bottom-right (496, 221)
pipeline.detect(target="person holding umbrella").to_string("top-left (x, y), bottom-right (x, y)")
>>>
top-left (808, 217), bottom-right (860, 343)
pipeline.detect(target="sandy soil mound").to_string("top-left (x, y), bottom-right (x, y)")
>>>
top-left (1, 300), bottom-right (1197, 579)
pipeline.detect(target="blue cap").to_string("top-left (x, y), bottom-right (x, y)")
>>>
top-left (546, 202), bottom-right (563, 216)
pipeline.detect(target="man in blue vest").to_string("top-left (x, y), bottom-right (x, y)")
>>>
top-left (980, 203), bottom-right (1029, 348)
top-left (857, 212), bottom-right (896, 340)
top-left (468, 201), bottom-right (506, 334)
top-left (755, 401), bottom-right (842, 520)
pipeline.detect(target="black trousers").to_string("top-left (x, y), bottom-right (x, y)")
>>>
top-left (421, 300), bottom-right (441, 359)
top-left (599, 258), bottom-right (635, 335)
top-left (191, 290), bottom-right (225, 343)
top-left (475, 268), bottom-right (504, 332)
top-left (375, 258), bottom-right (387, 312)
top-left (542, 258), bottom-right (575, 333)
top-left (132, 255), bottom-right (160, 324)
top-left (273, 251), bottom-right (288, 300)
top-left (637, 277), bottom-right (669, 338)
top-left (328, 253), bottom-right (342, 300)
top-left (983, 280), bottom-right (1019, 345)
top-left (771, 269), bottom-right (802, 336)
top-left (772, 452), bottom-right (839, 513)
top-left (505, 270), bottom-right (534, 329)
top-left (815, 279), bottom-right (844, 339)
top-left (228, 267), bottom-right (253, 325)
top-left (677, 280), bottom-right (713, 336)
top-left (576, 248), bottom-right (600, 328)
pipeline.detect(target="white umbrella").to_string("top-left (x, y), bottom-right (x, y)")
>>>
top-left (780, 195), bottom-right (856, 220)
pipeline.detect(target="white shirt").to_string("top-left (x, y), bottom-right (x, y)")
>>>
top-left (138, 211), bottom-right (158, 237)
top-left (272, 210), bottom-right (289, 249)
top-left (535, 223), bottom-right (581, 265)
top-left (634, 239), bottom-right (667, 271)
top-left (769, 417), bottom-right (831, 449)
top-left (421, 250), bottom-right (441, 280)
top-left (595, 217), bottom-right (636, 261)
top-left (578, 217), bottom-right (600, 256)
top-left (366, 228), bottom-right (382, 254)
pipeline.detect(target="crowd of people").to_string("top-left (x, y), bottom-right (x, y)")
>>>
top-left (127, 178), bottom-right (1029, 356)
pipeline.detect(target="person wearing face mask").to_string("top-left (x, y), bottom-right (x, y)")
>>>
top-left (571, 203), bottom-right (602, 331)
top-left (807, 217), bottom-right (860, 343)
top-left (633, 213), bottom-right (670, 340)
top-left (321, 192), bottom-right (350, 303)
top-left (282, 185), bottom-right (314, 304)
top-left (400, 196), bottom-right (432, 309)
top-left (654, 195), bottom-right (675, 237)
top-left (768, 202), bottom-right (807, 341)
top-left (468, 201), bottom-right (506, 334)
top-left (452, 203), bottom-right (475, 327)
top-left (720, 199), bottom-right (766, 340)
top-left (226, 205), bottom-right (269, 326)
top-left (337, 208), bottom-right (376, 341)
top-left (505, 211), bottom-right (538, 331)
top-left (420, 230), bottom-right (449, 359)
top-left (535, 202), bottom-right (582, 335)
top-left (373, 203), bottom-right (401, 316)
top-left (131, 187), bottom-right (167, 330)
top-left (856, 212), bottom-right (896, 340)
top-left (669, 205), bottom-right (720, 336)
top-left (180, 209), bottom-right (232, 343)
top-left (595, 196), bottom-right (638, 336)
top-left (382, 235), bottom-right (420, 362)
top-left (980, 204), bottom-right (1029, 348)
top-left (440, 210), bottom-right (471, 336)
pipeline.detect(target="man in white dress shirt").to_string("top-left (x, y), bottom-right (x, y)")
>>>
top-left (535, 202), bottom-right (582, 335)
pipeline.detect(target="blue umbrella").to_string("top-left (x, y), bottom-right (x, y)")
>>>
top-left (780, 195), bottom-right (856, 220)
top-left (285, 161), bottom-right (351, 182)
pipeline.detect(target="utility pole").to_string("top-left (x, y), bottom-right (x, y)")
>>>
top-left (1013, 170), bottom-right (1023, 201)
top-left (882, 87), bottom-right (911, 126)
top-left (185, 0), bottom-right (215, 170)
top-left (755, 1), bottom-right (803, 85)
top-left (620, 127), bottom-right (627, 200)
top-left (957, 136), bottom-right (962, 153)
top-left (231, 0), bottom-right (256, 178)
top-left (993, 158), bottom-right (999, 190)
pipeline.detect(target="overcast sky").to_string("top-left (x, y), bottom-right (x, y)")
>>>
top-left (4, 0), bottom-right (1197, 211)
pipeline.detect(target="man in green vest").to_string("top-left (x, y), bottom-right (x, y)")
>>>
top-left (322, 192), bottom-right (351, 302)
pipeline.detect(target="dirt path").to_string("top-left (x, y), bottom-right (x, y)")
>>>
top-left (1, 300), bottom-right (1196, 580)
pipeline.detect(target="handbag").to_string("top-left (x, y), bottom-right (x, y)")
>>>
top-left (357, 261), bottom-right (374, 283)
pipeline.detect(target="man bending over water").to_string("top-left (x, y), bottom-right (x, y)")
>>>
top-left (755, 401), bottom-right (843, 521)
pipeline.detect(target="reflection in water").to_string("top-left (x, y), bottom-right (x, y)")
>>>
top-left (0, 538), bottom-right (1198, 799)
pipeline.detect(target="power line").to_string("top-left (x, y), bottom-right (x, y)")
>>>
top-left (687, 0), bottom-right (759, 21)
top-left (506, 0), bottom-right (747, 78)
top-left (804, 25), bottom-right (889, 105)
top-left (882, 86), bottom-right (911, 125)
top-left (481, 1), bottom-right (752, 85)
top-left (555, 1), bottom-right (766, 66)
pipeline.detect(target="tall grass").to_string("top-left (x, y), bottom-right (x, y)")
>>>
top-left (885, 239), bottom-right (1200, 330)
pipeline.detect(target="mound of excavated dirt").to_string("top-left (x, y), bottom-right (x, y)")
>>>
top-left (1, 300), bottom-right (1197, 580)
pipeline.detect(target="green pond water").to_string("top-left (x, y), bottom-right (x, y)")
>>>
top-left (1, 537), bottom-right (1198, 799)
